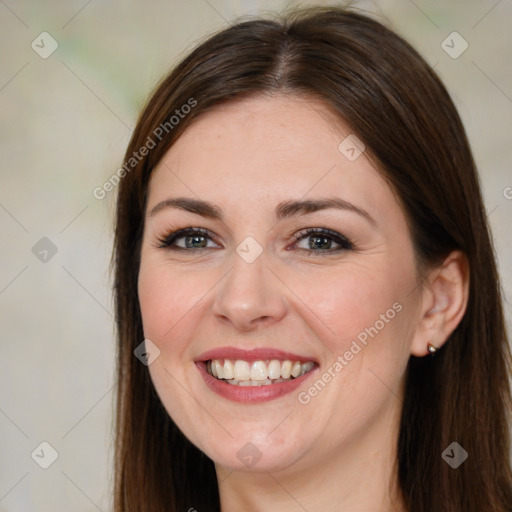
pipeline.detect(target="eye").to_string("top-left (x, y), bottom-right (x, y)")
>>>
top-left (291, 227), bottom-right (353, 254)
top-left (156, 227), bottom-right (220, 250)
top-left (155, 226), bottom-right (353, 255)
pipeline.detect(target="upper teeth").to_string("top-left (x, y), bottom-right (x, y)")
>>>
top-left (207, 359), bottom-right (315, 381)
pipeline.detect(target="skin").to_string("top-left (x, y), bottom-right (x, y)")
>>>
top-left (137, 95), bottom-right (469, 511)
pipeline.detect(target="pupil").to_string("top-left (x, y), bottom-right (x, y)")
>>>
top-left (310, 236), bottom-right (330, 250)
top-left (186, 235), bottom-right (206, 248)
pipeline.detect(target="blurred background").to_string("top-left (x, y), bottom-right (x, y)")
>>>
top-left (0, 0), bottom-right (510, 510)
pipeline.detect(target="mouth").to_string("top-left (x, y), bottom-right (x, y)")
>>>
top-left (195, 347), bottom-right (318, 403)
top-left (205, 358), bottom-right (316, 387)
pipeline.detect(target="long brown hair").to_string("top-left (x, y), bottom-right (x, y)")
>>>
top-left (112, 6), bottom-right (512, 511)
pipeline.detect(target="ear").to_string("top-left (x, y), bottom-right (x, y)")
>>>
top-left (410, 250), bottom-right (470, 357)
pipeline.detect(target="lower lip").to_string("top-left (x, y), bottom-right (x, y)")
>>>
top-left (196, 361), bottom-right (317, 403)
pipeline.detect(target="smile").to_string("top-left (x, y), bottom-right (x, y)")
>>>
top-left (196, 347), bottom-right (318, 402)
top-left (206, 359), bottom-right (316, 386)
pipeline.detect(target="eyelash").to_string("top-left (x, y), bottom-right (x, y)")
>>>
top-left (156, 226), bottom-right (354, 255)
top-left (291, 227), bottom-right (353, 254)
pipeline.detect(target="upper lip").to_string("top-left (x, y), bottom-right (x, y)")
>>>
top-left (196, 346), bottom-right (318, 364)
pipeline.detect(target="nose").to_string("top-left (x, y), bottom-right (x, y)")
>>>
top-left (212, 249), bottom-right (287, 332)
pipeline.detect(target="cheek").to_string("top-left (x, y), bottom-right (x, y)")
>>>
top-left (138, 259), bottom-right (211, 442)
top-left (285, 258), bottom-right (417, 416)
top-left (286, 261), bottom-right (413, 352)
top-left (137, 256), bottom-right (204, 348)
top-left (291, 270), bottom-right (414, 426)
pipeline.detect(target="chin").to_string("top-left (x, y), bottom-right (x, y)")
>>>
top-left (207, 439), bottom-right (305, 473)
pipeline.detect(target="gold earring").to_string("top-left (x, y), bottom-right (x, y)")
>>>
top-left (427, 342), bottom-right (438, 354)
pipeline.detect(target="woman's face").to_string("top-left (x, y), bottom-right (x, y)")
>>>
top-left (138, 95), bottom-right (423, 474)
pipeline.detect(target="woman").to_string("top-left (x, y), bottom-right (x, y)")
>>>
top-left (112, 6), bottom-right (512, 511)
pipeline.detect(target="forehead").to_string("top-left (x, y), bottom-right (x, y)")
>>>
top-left (147, 94), bottom-right (396, 219)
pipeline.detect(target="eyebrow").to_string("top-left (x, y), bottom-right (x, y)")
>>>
top-left (149, 196), bottom-right (375, 225)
